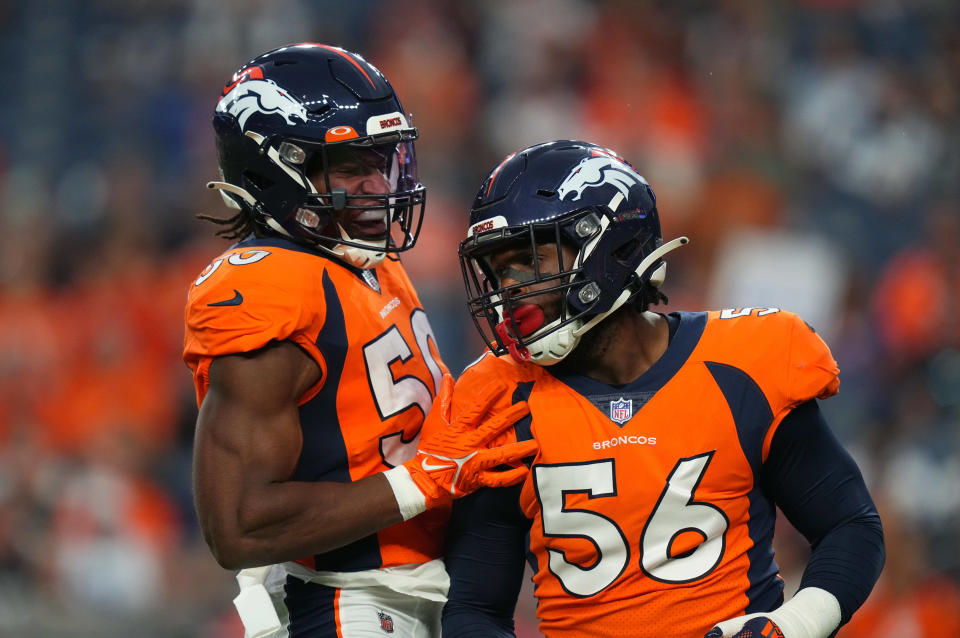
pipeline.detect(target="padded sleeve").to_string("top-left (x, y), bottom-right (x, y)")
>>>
top-left (761, 401), bottom-right (885, 625)
top-left (442, 484), bottom-right (530, 637)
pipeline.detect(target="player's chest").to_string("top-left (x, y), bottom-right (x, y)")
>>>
top-left (319, 275), bottom-right (445, 466)
top-left (331, 284), bottom-right (444, 408)
top-left (319, 271), bottom-right (442, 391)
top-left (522, 370), bottom-right (758, 519)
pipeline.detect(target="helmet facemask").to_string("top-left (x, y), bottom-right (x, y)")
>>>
top-left (461, 207), bottom-right (688, 366)
top-left (258, 130), bottom-right (425, 268)
top-left (462, 208), bottom-right (602, 365)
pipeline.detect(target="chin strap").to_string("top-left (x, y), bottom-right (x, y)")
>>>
top-left (329, 223), bottom-right (388, 269)
top-left (206, 178), bottom-right (388, 269)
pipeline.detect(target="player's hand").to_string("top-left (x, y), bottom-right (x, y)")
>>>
top-left (403, 374), bottom-right (537, 509)
top-left (706, 616), bottom-right (784, 638)
top-left (706, 588), bottom-right (841, 638)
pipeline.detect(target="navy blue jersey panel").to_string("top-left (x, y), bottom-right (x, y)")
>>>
top-left (703, 361), bottom-right (773, 475)
top-left (664, 311), bottom-right (681, 342)
top-left (512, 381), bottom-right (535, 446)
top-left (705, 360), bottom-right (782, 613)
top-left (284, 576), bottom-right (338, 638)
top-left (524, 530), bottom-right (537, 586)
top-left (551, 311), bottom-right (707, 401)
top-left (296, 269), bottom-right (381, 572)
top-left (295, 269), bottom-right (350, 483)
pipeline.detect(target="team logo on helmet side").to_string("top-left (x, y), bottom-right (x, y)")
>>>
top-left (216, 78), bottom-right (309, 130)
top-left (556, 156), bottom-right (648, 202)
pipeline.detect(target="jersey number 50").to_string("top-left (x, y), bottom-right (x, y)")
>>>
top-left (533, 452), bottom-right (729, 597)
top-left (364, 309), bottom-right (444, 468)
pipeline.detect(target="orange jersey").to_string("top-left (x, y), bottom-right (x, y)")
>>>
top-left (453, 308), bottom-right (839, 637)
top-left (183, 237), bottom-right (449, 571)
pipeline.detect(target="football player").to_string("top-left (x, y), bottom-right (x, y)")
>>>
top-left (183, 44), bottom-right (534, 638)
top-left (442, 140), bottom-right (884, 637)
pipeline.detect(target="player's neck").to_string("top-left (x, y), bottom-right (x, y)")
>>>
top-left (558, 310), bottom-right (669, 386)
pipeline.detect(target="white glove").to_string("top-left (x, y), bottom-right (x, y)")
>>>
top-left (708, 587), bottom-right (841, 638)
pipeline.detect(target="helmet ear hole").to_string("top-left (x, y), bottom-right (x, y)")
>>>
top-left (242, 170), bottom-right (273, 192)
top-left (614, 237), bottom-right (644, 263)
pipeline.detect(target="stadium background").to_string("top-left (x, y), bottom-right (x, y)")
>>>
top-left (0, 1), bottom-right (958, 635)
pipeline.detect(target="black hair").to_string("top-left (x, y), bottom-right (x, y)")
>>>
top-left (196, 207), bottom-right (264, 240)
top-left (629, 280), bottom-right (669, 313)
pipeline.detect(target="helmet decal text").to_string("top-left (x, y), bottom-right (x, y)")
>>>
top-left (467, 215), bottom-right (508, 238)
top-left (365, 111), bottom-right (409, 135)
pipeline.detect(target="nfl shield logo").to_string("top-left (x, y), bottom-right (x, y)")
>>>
top-left (377, 610), bottom-right (394, 633)
top-left (610, 397), bottom-right (633, 424)
top-left (362, 269), bottom-right (381, 293)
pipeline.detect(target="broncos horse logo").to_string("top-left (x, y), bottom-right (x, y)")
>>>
top-left (216, 78), bottom-right (309, 130)
top-left (556, 156), bottom-right (648, 202)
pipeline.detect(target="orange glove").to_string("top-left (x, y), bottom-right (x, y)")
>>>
top-left (386, 374), bottom-right (537, 517)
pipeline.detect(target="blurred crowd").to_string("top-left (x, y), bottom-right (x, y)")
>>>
top-left (0, 1), bottom-right (958, 636)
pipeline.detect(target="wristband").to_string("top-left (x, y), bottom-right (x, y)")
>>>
top-left (769, 587), bottom-right (841, 638)
top-left (384, 465), bottom-right (428, 521)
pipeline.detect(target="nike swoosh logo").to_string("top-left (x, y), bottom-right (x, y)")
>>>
top-left (207, 289), bottom-right (243, 306)
top-left (421, 458), bottom-right (456, 472)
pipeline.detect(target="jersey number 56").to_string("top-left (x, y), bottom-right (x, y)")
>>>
top-left (533, 452), bottom-right (729, 597)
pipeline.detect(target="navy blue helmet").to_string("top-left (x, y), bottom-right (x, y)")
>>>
top-left (459, 140), bottom-right (688, 365)
top-left (209, 43), bottom-right (425, 268)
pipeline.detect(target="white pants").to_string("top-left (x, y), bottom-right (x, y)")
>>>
top-left (333, 585), bottom-right (443, 637)
top-left (240, 561), bottom-right (448, 638)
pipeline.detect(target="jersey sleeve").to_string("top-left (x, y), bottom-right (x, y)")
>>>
top-left (759, 311), bottom-right (840, 457)
top-left (182, 248), bottom-right (329, 405)
top-left (785, 314), bottom-right (840, 403)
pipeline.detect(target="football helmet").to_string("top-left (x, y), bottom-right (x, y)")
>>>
top-left (209, 43), bottom-right (425, 268)
top-left (459, 140), bottom-right (688, 366)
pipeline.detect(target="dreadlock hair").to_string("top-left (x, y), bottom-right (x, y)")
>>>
top-left (196, 207), bottom-right (263, 241)
top-left (627, 279), bottom-right (669, 313)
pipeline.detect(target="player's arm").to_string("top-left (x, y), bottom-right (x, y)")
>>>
top-left (763, 400), bottom-right (884, 619)
top-left (194, 343), bottom-right (534, 570)
top-left (708, 400), bottom-right (884, 638)
top-left (442, 483), bottom-right (530, 637)
top-left (193, 340), bottom-right (405, 570)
